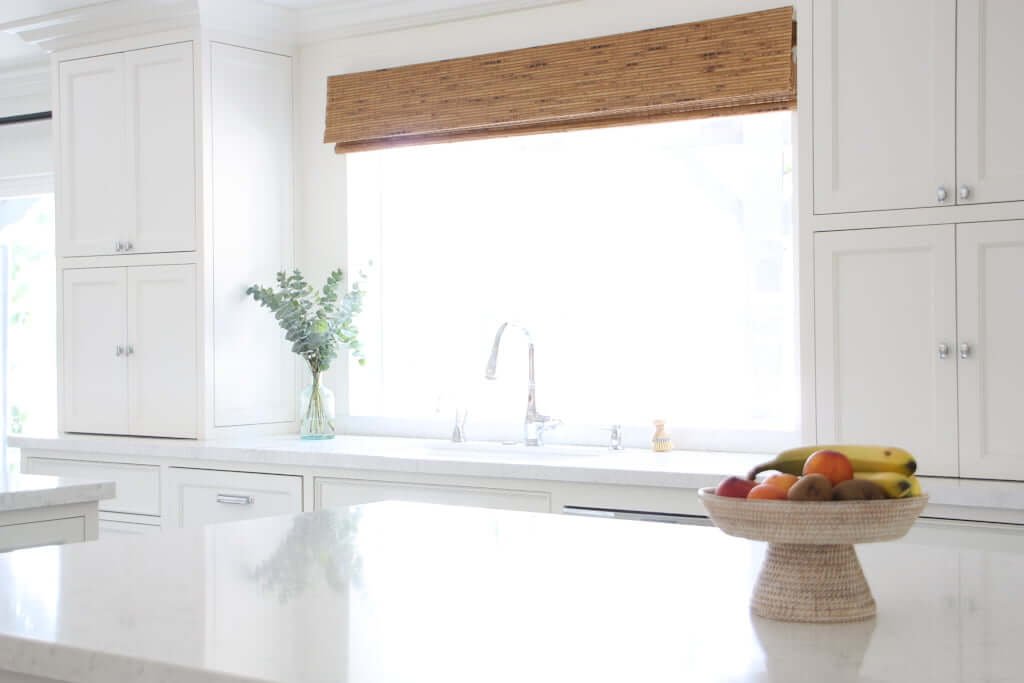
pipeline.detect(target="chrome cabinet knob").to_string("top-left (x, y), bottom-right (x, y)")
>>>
top-left (115, 345), bottom-right (125, 357)
top-left (938, 343), bottom-right (950, 360)
top-left (937, 186), bottom-right (948, 203)
top-left (125, 344), bottom-right (135, 356)
top-left (114, 241), bottom-right (124, 252)
top-left (959, 342), bottom-right (971, 359)
top-left (123, 241), bottom-right (134, 252)
top-left (959, 185), bottom-right (971, 200)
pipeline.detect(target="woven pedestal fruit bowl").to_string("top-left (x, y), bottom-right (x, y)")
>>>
top-left (698, 489), bottom-right (928, 623)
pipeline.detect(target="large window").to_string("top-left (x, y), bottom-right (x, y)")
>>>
top-left (345, 112), bottom-right (796, 451)
top-left (0, 195), bottom-right (57, 474)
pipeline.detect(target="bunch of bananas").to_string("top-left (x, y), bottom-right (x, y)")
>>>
top-left (748, 445), bottom-right (921, 499)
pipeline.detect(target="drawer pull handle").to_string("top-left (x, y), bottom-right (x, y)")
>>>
top-left (216, 494), bottom-right (254, 505)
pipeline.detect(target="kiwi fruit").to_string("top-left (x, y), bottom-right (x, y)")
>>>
top-left (787, 473), bottom-right (833, 501)
top-left (832, 479), bottom-right (887, 501)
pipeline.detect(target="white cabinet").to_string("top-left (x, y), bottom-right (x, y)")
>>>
top-left (0, 517), bottom-right (86, 553)
top-left (165, 468), bottom-right (302, 529)
top-left (956, 221), bottom-right (1024, 479)
top-left (812, 0), bottom-right (1024, 214)
top-left (98, 518), bottom-right (161, 538)
top-left (57, 42), bottom-right (194, 257)
top-left (62, 268), bottom-right (129, 434)
top-left (126, 265), bottom-right (197, 437)
top-left (62, 265), bottom-right (197, 438)
top-left (58, 53), bottom-right (130, 258)
top-left (815, 220), bottom-right (1024, 480)
top-left (23, 456), bottom-right (161, 516)
top-left (124, 42), bottom-right (196, 253)
top-left (315, 477), bottom-right (551, 513)
top-left (814, 225), bottom-right (958, 475)
top-left (812, 0), bottom-right (956, 214)
top-left (956, 0), bottom-right (1024, 206)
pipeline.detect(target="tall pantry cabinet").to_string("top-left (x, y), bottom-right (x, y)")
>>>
top-left (807, 1), bottom-right (1024, 480)
top-left (55, 36), bottom-right (295, 439)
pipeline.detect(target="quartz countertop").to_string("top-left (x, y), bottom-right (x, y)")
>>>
top-left (11, 433), bottom-right (1024, 516)
top-left (0, 472), bottom-right (114, 513)
top-left (0, 501), bottom-right (1022, 683)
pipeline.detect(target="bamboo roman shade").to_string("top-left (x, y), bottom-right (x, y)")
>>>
top-left (324, 7), bottom-right (795, 153)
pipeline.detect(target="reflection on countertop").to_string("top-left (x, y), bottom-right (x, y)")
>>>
top-left (0, 502), bottom-right (1022, 682)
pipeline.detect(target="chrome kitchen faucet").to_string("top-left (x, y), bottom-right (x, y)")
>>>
top-left (485, 322), bottom-right (561, 446)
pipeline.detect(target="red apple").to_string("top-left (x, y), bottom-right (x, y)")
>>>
top-left (715, 476), bottom-right (758, 499)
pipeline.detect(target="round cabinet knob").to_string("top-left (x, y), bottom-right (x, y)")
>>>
top-left (937, 186), bottom-right (948, 203)
top-left (959, 342), bottom-right (971, 359)
top-left (938, 343), bottom-right (950, 360)
top-left (115, 345), bottom-right (125, 357)
top-left (123, 241), bottom-right (134, 252)
top-left (959, 185), bottom-right (971, 200)
top-left (114, 241), bottom-right (124, 252)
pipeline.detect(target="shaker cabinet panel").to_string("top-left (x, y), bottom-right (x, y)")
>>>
top-left (125, 42), bottom-right (196, 253)
top-left (956, 221), bottom-right (1024, 479)
top-left (814, 226), bottom-right (958, 476)
top-left (812, 0), bottom-right (956, 214)
top-left (956, 0), bottom-right (1024, 205)
top-left (62, 268), bottom-right (129, 434)
top-left (58, 54), bottom-right (131, 257)
top-left (127, 265), bottom-right (197, 438)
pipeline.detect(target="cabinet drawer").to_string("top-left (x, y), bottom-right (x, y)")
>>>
top-left (315, 477), bottom-right (550, 513)
top-left (167, 468), bottom-right (302, 529)
top-left (0, 517), bottom-right (86, 553)
top-left (23, 456), bottom-right (160, 516)
top-left (99, 518), bottom-right (161, 538)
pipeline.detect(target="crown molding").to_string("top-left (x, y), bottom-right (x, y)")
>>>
top-left (295, 0), bottom-right (578, 44)
top-left (0, 0), bottom-right (579, 56)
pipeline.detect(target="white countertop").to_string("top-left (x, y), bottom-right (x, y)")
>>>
top-left (11, 433), bottom-right (1024, 515)
top-left (0, 472), bottom-right (114, 513)
top-left (0, 502), bottom-right (1022, 683)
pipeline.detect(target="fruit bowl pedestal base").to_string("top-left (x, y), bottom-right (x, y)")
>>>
top-left (751, 543), bottom-right (875, 623)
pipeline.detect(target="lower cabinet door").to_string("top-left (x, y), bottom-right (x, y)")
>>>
top-left (127, 264), bottom-right (197, 437)
top-left (166, 468), bottom-right (302, 528)
top-left (0, 517), bottom-right (86, 553)
top-left (956, 220), bottom-right (1024, 479)
top-left (315, 477), bottom-right (551, 513)
top-left (814, 225), bottom-right (959, 476)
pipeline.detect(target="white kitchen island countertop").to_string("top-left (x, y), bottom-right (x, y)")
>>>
top-left (0, 501), bottom-right (1022, 683)
top-left (0, 473), bottom-right (114, 513)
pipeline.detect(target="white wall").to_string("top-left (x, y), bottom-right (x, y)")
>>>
top-left (296, 0), bottom-right (799, 409)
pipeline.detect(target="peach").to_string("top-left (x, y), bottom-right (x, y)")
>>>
top-left (748, 483), bottom-right (788, 500)
top-left (802, 449), bottom-right (854, 486)
top-left (715, 476), bottom-right (758, 499)
top-left (762, 473), bottom-right (800, 493)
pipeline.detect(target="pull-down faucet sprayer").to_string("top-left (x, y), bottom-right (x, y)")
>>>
top-left (485, 322), bottom-right (560, 446)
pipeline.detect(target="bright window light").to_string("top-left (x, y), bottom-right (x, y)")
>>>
top-left (346, 112), bottom-right (796, 452)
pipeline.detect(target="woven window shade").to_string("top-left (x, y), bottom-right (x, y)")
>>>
top-left (324, 7), bottom-right (795, 153)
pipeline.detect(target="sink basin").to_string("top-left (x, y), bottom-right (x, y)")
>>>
top-left (427, 440), bottom-right (621, 458)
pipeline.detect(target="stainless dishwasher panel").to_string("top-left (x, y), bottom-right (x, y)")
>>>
top-left (563, 506), bottom-right (712, 526)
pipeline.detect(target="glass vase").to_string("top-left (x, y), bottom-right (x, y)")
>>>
top-left (300, 371), bottom-right (336, 440)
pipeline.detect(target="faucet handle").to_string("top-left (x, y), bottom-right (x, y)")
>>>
top-left (451, 409), bottom-right (468, 443)
top-left (604, 424), bottom-right (625, 450)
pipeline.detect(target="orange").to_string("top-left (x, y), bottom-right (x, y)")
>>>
top-left (802, 450), bottom-right (854, 485)
top-left (762, 473), bottom-right (800, 493)
top-left (747, 483), bottom-right (788, 500)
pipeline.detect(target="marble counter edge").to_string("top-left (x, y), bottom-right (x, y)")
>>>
top-left (0, 479), bottom-right (116, 514)
top-left (0, 632), bottom-right (264, 683)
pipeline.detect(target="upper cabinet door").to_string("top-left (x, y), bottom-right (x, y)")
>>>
top-left (124, 43), bottom-right (196, 253)
top-left (126, 264), bottom-right (198, 438)
top-left (813, 0), bottom-right (957, 214)
top-left (814, 225), bottom-right (958, 476)
top-left (58, 54), bottom-right (131, 257)
top-left (956, 221), bottom-right (1024, 479)
top-left (956, 1), bottom-right (1024, 205)
top-left (62, 268), bottom-right (128, 434)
